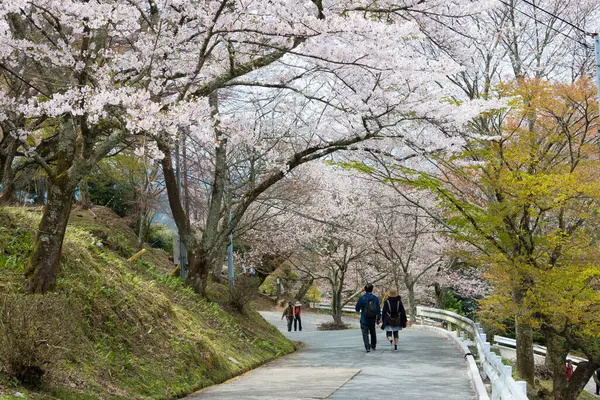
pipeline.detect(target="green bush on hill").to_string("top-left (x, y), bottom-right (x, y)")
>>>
top-left (146, 223), bottom-right (174, 254)
top-left (0, 207), bottom-right (294, 400)
top-left (259, 266), bottom-right (298, 297)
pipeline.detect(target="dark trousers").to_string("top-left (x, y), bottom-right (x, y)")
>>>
top-left (287, 316), bottom-right (293, 332)
top-left (386, 331), bottom-right (399, 339)
top-left (294, 316), bottom-right (302, 331)
top-left (360, 322), bottom-right (377, 350)
top-left (595, 383), bottom-right (599, 395)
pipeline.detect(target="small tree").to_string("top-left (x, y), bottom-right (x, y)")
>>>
top-left (0, 294), bottom-right (78, 386)
top-left (227, 275), bottom-right (260, 313)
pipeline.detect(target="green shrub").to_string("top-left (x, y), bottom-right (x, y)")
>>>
top-left (147, 223), bottom-right (174, 253)
top-left (259, 274), bottom-right (277, 296)
top-left (88, 179), bottom-right (134, 217)
top-left (0, 294), bottom-right (80, 387)
top-left (228, 275), bottom-right (260, 313)
top-left (305, 285), bottom-right (322, 303)
top-left (443, 292), bottom-right (464, 315)
top-left (258, 266), bottom-right (297, 296)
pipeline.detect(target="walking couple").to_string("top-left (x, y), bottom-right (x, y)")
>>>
top-left (355, 283), bottom-right (407, 352)
top-left (281, 301), bottom-right (302, 332)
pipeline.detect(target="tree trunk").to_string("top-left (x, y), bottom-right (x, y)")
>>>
top-left (0, 176), bottom-right (15, 204)
top-left (515, 317), bottom-right (536, 384)
top-left (78, 178), bottom-right (92, 210)
top-left (136, 211), bottom-right (149, 250)
top-left (185, 250), bottom-right (212, 295)
top-left (331, 285), bottom-right (343, 325)
top-left (25, 181), bottom-right (76, 293)
top-left (542, 325), bottom-right (598, 400)
top-left (0, 134), bottom-right (18, 205)
top-left (35, 177), bottom-right (45, 205)
top-left (407, 284), bottom-right (417, 322)
top-left (544, 325), bottom-right (569, 398)
top-left (434, 282), bottom-right (447, 308)
top-left (157, 102), bottom-right (227, 296)
top-left (295, 277), bottom-right (313, 302)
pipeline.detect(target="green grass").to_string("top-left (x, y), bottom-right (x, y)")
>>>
top-left (0, 206), bottom-right (295, 399)
top-left (508, 365), bottom-right (596, 400)
top-left (533, 377), bottom-right (597, 399)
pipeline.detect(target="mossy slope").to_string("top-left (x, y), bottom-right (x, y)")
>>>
top-left (0, 206), bottom-right (294, 399)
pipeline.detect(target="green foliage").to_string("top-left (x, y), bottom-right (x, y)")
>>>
top-left (0, 228), bottom-right (32, 273)
top-left (305, 285), bottom-right (322, 303)
top-left (88, 178), bottom-right (134, 217)
top-left (259, 266), bottom-right (297, 296)
top-left (443, 292), bottom-right (464, 315)
top-left (146, 223), bottom-right (174, 253)
top-left (327, 160), bottom-right (376, 175)
top-left (259, 273), bottom-right (278, 296)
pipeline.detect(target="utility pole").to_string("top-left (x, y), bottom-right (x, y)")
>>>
top-left (593, 33), bottom-right (600, 112)
top-left (227, 210), bottom-right (234, 287)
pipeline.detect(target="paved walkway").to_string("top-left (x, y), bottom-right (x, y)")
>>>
top-left (188, 312), bottom-right (476, 400)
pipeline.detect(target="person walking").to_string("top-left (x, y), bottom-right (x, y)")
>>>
top-left (293, 301), bottom-right (302, 331)
top-left (566, 360), bottom-right (574, 382)
top-left (355, 283), bottom-right (381, 353)
top-left (281, 301), bottom-right (294, 332)
top-left (594, 367), bottom-right (600, 396)
top-left (381, 288), bottom-right (407, 351)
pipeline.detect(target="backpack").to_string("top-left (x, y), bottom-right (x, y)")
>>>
top-left (386, 299), bottom-right (401, 327)
top-left (364, 297), bottom-right (378, 320)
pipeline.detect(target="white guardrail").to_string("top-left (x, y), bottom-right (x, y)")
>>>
top-left (494, 336), bottom-right (587, 365)
top-left (309, 302), bottom-right (357, 313)
top-left (417, 306), bottom-right (528, 400)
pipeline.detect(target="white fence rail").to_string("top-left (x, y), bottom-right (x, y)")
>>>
top-left (309, 302), bottom-right (357, 313)
top-left (417, 306), bottom-right (528, 400)
top-left (494, 335), bottom-right (587, 365)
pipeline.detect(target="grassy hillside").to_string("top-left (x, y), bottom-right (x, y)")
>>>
top-left (0, 206), bottom-right (294, 399)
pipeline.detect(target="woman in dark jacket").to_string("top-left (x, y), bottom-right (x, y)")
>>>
top-left (381, 288), bottom-right (407, 351)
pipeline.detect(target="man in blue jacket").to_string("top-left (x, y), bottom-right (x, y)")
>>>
top-left (355, 283), bottom-right (381, 352)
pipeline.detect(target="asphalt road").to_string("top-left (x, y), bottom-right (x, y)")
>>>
top-left (188, 311), bottom-right (476, 399)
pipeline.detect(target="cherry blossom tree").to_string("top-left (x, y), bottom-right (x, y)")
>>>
top-left (432, 258), bottom-right (490, 309)
top-left (277, 166), bottom-right (385, 324)
top-left (371, 193), bottom-right (450, 320)
top-left (0, 0), bottom-right (183, 292)
top-left (150, 0), bottom-right (503, 296)
top-left (0, 0), bottom-right (501, 294)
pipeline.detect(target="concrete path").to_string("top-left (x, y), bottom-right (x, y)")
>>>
top-left (188, 312), bottom-right (476, 400)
